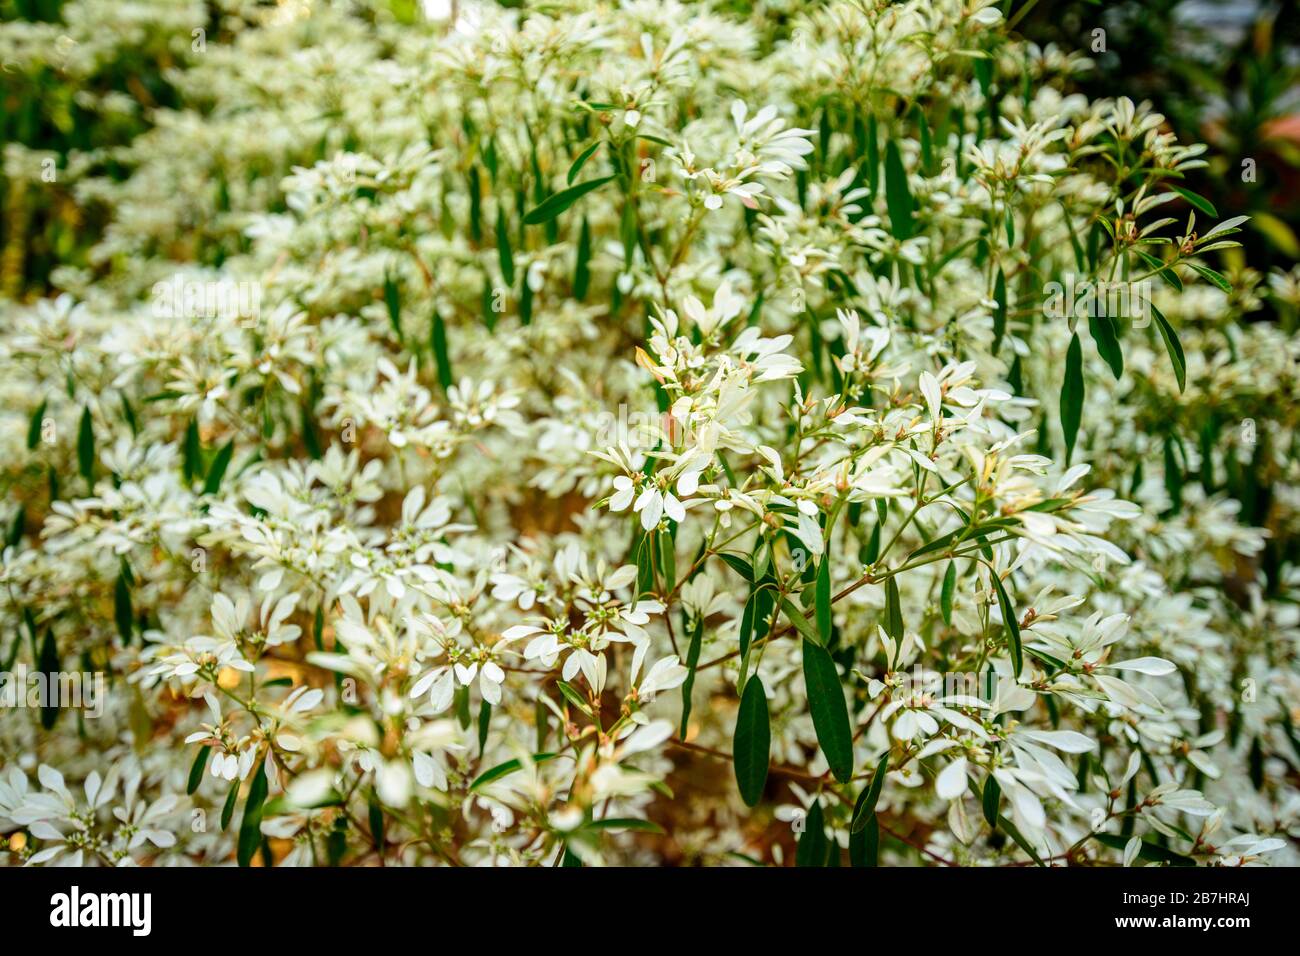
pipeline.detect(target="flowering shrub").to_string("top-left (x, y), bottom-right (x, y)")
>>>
top-left (2, 0), bottom-right (1298, 868)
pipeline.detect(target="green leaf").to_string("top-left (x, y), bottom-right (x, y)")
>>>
top-left (738, 588), bottom-right (757, 657)
top-left (182, 418), bottom-right (202, 483)
top-left (383, 271), bottom-right (403, 342)
top-left (187, 746), bottom-right (211, 795)
top-left (582, 817), bottom-right (664, 834)
top-left (814, 555), bottom-right (831, 643)
top-left (998, 813), bottom-right (1045, 866)
top-left (1060, 331), bottom-right (1083, 463)
top-left (849, 813), bottom-right (879, 867)
top-left (77, 406), bottom-right (94, 488)
top-left (467, 165), bottom-right (482, 241)
top-left (524, 175), bottom-right (615, 225)
top-left (679, 616), bottom-right (703, 738)
top-left (715, 552), bottom-right (753, 582)
top-left (988, 566), bottom-right (1022, 678)
top-left (26, 400), bottom-right (46, 450)
top-left (802, 637), bottom-right (854, 782)
top-left (1170, 185), bottom-right (1217, 218)
top-left (884, 576), bottom-right (904, 642)
top-left (38, 629), bottom-right (59, 730)
top-left (470, 752), bottom-right (560, 790)
top-left (477, 699), bottom-right (491, 755)
top-left (884, 140), bottom-right (914, 240)
top-left (1187, 262), bottom-right (1231, 293)
top-left (573, 216), bottom-right (592, 300)
top-left (555, 680), bottom-right (593, 716)
top-left (567, 141), bottom-right (602, 185)
top-left (796, 798), bottom-right (830, 866)
top-left (851, 752), bottom-right (890, 832)
top-left (114, 568), bottom-right (133, 642)
top-left (1088, 313), bottom-right (1123, 380)
top-left (733, 675), bottom-right (771, 807)
top-left (658, 530), bottom-right (676, 590)
top-left (369, 799), bottom-right (385, 850)
top-left (220, 778), bottom-right (239, 830)
top-left (781, 597), bottom-right (821, 646)
top-left (430, 309), bottom-right (453, 392)
top-left (1150, 304), bottom-right (1186, 393)
top-left (992, 268), bottom-right (1006, 354)
top-left (940, 561), bottom-right (956, 626)
top-left (237, 761), bottom-right (269, 867)
top-left (203, 440), bottom-right (235, 495)
top-left (865, 114), bottom-right (879, 195)
top-left (7, 506), bottom-right (24, 549)
top-left (982, 776), bottom-right (1002, 827)
top-left (496, 210), bottom-right (515, 287)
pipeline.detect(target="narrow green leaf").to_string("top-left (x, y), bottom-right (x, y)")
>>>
top-left (567, 141), bottom-right (602, 185)
top-left (679, 616), bottom-right (703, 738)
top-left (77, 406), bottom-right (94, 488)
top-left (851, 752), bottom-right (890, 832)
top-left (467, 165), bottom-right (482, 241)
top-left (1088, 314), bottom-right (1123, 380)
top-left (1060, 331), bottom-right (1083, 463)
top-left (369, 799), bottom-right (385, 850)
top-left (237, 761), bottom-right (268, 867)
top-left (738, 588), bottom-right (757, 657)
top-left (982, 776), bottom-right (1002, 828)
top-left (187, 746), bottom-right (211, 795)
top-left (524, 175), bottom-right (615, 225)
top-left (220, 778), bottom-right (239, 830)
top-left (496, 209), bottom-right (514, 286)
top-left (114, 569), bottom-right (133, 642)
top-left (733, 675), bottom-right (771, 807)
top-left (27, 400), bottom-right (46, 450)
top-left (989, 566), bottom-right (1023, 678)
top-left (998, 813), bottom-right (1045, 866)
top-left (7, 506), bottom-right (24, 549)
top-left (884, 576), bottom-right (904, 642)
top-left (781, 597), bottom-right (821, 647)
top-left (470, 752), bottom-right (561, 790)
top-left (884, 140), bottom-right (914, 240)
top-left (865, 114), bottom-right (880, 195)
top-left (715, 552), bottom-right (753, 582)
top-left (383, 271), bottom-right (403, 342)
top-left (555, 680), bottom-right (592, 716)
top-left (1187, 262), bottom-right (1231, 293)
top-left (573, 216), bottom-right (591, 300)
top-left (940, 561), bottom-right (956, 626)
top-left (802, 637), bottom-right (853, 782)
top-left (182, 418), bottom-right (202, 483)
top-left (1170, 185), bottom-right (1217, 218)
top-left (583, 817), bottom-right (664, 834)
top-left (849, 813), bottom-right (879, 867)
top-left (796, 798), bottom-right (830, 866)
top-left (1150, 303), bottom-right (1186, 393)
top-left (814, 555), bottom-right (831, 643)
top-left (477, 699), bottom-right (491, 755)
top-left (203, 440), bottom-right (235, 495)
top-left (992, 269), bottom-right (1006, 354)
top-left (38, 629), bottom-right (59, 729)
top-left (430, 309), bottom-right (453, 391)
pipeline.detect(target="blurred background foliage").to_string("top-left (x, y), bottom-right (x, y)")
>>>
top-left (1017, 0), bottom-right (1300, 281)
top-left (2, 0), bottom-right (1297, 301)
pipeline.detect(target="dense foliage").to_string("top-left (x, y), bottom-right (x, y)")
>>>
top-left (2, 0), bottom-right (1298, 867)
